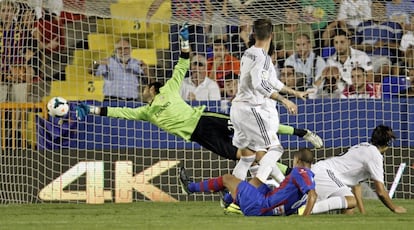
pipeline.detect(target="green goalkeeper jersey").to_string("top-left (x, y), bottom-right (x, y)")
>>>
top-left (107, 57), bottom-right (206, 141)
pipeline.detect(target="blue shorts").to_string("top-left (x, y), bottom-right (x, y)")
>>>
top-left (236, 181), bottom-right (274, 216)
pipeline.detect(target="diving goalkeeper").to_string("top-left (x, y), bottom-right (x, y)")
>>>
top-left (75, 23), bottom-right (322, 161)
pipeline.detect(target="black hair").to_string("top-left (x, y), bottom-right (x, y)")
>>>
top-left (293, 148), bottom-right (314, 164)
top-left (334, 29), bottom-right (350, 39)
top-left (370, 125), bottom-right (396, 147)
top-left (148, 82), bottom-right (164, 94)
top-left (253, 18), bottom-right (273, 40)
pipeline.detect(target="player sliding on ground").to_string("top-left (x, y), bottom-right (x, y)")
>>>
top-left (179, 148), bottom-right (317, 216)
top-left (75, 23), bottom-right (323, 162)
top-left (309, 125), bottom-right (407, 214)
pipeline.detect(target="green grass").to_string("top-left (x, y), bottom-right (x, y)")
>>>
top-left (0, 200), bottom-right (412, 230)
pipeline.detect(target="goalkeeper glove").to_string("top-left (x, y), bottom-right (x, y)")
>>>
top-left (179, 22), bottom-right (190, 49)
top-left (75, 102), bottom-right (90, 120)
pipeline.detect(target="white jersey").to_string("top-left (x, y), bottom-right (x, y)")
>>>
top-left (326, 47), bottom-right (373, 90)
top-left (312, 142), bottom-right (384, 186)
top-left (233, 46), bottom-right (284, 106)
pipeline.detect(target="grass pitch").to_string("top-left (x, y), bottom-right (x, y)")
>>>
top-left (0, 200), bottom-right (412, 230)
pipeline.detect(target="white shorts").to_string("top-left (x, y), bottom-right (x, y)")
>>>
top-left (312, 166), bottom-right (354, 200)
top-left (230, 102), bottom-right (280, 152)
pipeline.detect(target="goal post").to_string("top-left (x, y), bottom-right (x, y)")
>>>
top-left (0, 0), bottom-right (413, 204)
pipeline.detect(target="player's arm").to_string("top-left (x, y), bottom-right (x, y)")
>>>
top-left (301, 189), bottom-right (317, 216)
top-left (352, 183), bottom-right (366, 214)
top-left (279, 85), bottom-right (308, 100)
top-left (373, 180), bottom-right (407, 213)
top-left (270, 91), bottom-right (298, 115)
top-left (75, 103), bottom-right (148, 121)
top-left (161, 23), bottom-right (190, 92)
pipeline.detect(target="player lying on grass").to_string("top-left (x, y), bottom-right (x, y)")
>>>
top-left (309, 125), bottom-right (406, 214)
top-left (75, 23), bottom-right (323, 163)
top-left (179, 148), bottom-right (317, 216)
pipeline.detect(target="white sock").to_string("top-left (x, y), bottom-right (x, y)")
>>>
top-left (232, 155), bottom-right (256, 180)
top-left (312, 197), bottom-right (348, 214)
top-left (249, 164), bottom-right (259, 178)
top-left (256, 148), bottom-right (283, 183)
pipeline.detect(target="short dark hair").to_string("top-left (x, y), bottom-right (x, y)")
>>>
top-left (334, 29), bottom-right (350, 39)
top-left (370, 125), bottom-right (396, 147)
top-left (148, 82), bottom-right (164, 94)
top-left (293, 148), bottom-right (314, 164)
top-left (253, 18), bottom-right (273, 40)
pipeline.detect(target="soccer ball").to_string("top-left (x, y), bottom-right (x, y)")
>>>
top-left (47, 97), bottom-right (69, 117)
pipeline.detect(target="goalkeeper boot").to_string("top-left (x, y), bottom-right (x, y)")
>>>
top-left (224, 203), bottom-right (242, 215)
top-left (303, 129), bottom-right (323, 148)
top-left (179, 167), bottom-right (192, 195)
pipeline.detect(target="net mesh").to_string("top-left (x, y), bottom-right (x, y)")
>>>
top-left (0, 0), bottom-right (413, 204)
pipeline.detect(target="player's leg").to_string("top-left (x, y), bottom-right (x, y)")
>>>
top-left (310, 167), bottom-right (355, 214)
top-left (178, 167), bottom-right (241, 195)
top-left (230, 104), bottom-right (260, 180)
top-left (278, 124), bottom-right (323, 148)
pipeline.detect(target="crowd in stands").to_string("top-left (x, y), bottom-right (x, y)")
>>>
top-left (0, 0), bottom-right (65, 104)
top-left (142, 0), bottom-right (414, 101)
top-left (3, 0), bottom-right (414, 105)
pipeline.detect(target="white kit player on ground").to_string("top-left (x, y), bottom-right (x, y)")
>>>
top-left (230, 18), bottom-right (308, 190)
top-left (310, 125), bottom-right (407, 214)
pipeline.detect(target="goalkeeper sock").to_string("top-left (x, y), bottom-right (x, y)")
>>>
top-left (278, 124), bottom-right (294, 135)
top-left (293, 128), bottom-right (307, 137)
top-left (188, 176), bottom-right (224, 193)
top-left (232, 155), bottom-right (255, 180)
top-left (312, 196), bottom-right (348, 214)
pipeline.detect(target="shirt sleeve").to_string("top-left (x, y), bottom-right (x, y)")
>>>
top-left (292, 168), bottom-right (315, 194)
top-left (95, 63), bottom-right (109, 77)
top-left (366, 150), bottom-right (385, 183)
top-left (162, 58), bottom-right (190, 94)
top-left (107, 106), bottom-right (149, 121)
top-left (250, 55), bottom-right (276, 98)
top-left (360, 53), bottom-right (373, 72)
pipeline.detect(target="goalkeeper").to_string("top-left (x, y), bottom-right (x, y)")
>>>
top-left (75, 23), bottom-right (323, 161)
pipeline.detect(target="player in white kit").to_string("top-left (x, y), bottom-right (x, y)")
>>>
top-left (230, 18), bottom-right (308, 188)
top-left (311, 125), bottom-right (406, 214)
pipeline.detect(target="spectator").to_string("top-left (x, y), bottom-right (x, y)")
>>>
top-left (33, 8), bottom-right (65, 81)
top-left (228, 14), bottom-right (252, 59)
top-left (207, 38), bottom-right (240, 92)
top-left (90, 38), bottom-right (148, 102)
top-left (284, 34), bottom-right (326, 88)
top-left (300, 0), bottom-right (337, 54)
top-left (342, 67), bottom-right (380, 98)
top-left (0, 1), bottom-right (31, 103)
top-left (337, 0), bottom-right (372, 32)
top-left (274, 7), bottom-right (315, 63)
top-left (393, 15), bottom-right (414, 76)
top-left (353, 1), bottom-right (403, 80)
top-left (326, 29), bottom-right (374, 91)
top-left (223, 72), bottom-right (238, 100)
top-left (19, 4), bottom-right (44, 103)
top-left (399, 66), bottom-right (414, 96)
top-left (146, 0), bottom-right (208, 62)
top-left (180, 54), bottom-right (220, 101)
top-left (386, 0), bottom-right (414, 31)
top-left (279, 66), bottom-right (306, 92)
top-left (309, 65), bottom-right (344, 99)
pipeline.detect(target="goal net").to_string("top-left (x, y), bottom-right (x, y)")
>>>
top-left (1, 0), bottom-right (413, 204)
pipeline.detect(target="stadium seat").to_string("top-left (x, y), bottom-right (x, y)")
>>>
top-left (321, 47), bottom-right (336, 58)
top-left (131, 48), bottom-right (157, 66)
top-left (87, 33), bottom-right (121, 51)
top-left (49, 79), bottom-right (105, 101)
top-left (110, 1), bottom-right (171, 20)
top-left (72, 50), bottom-right (112, 66)
top-left (97, 18), bottom-right (168, 35)
top-left (382, 76), bottom-right (409, 99)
